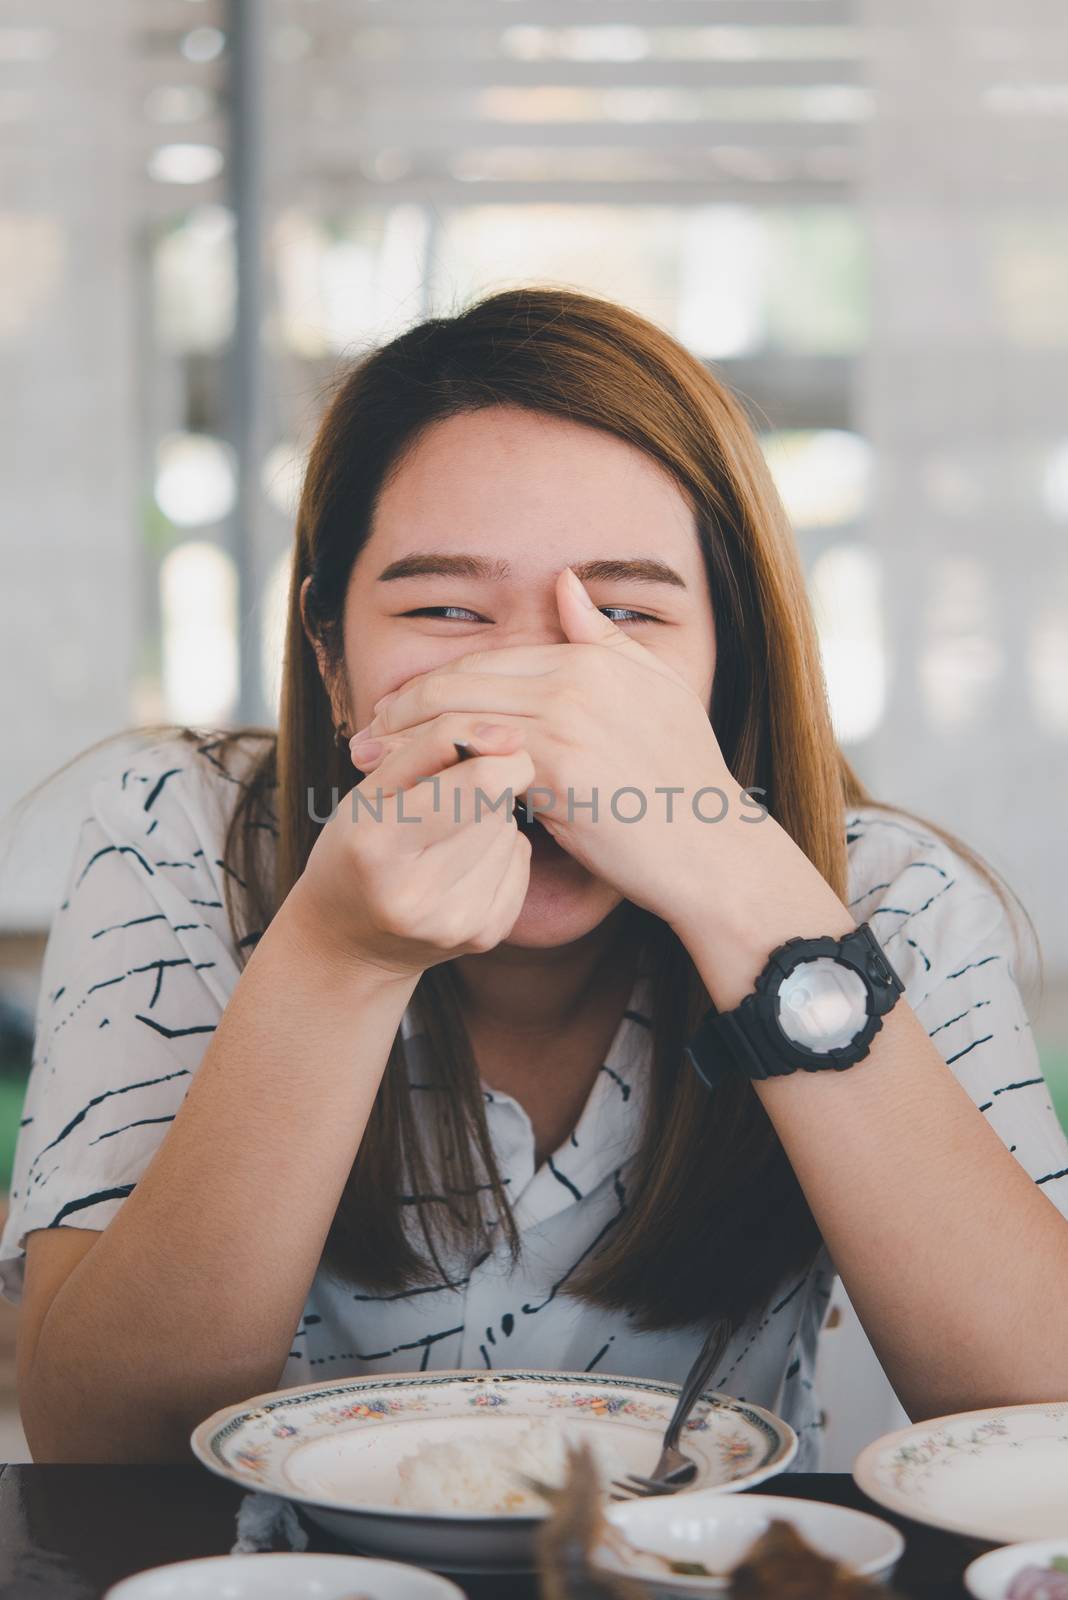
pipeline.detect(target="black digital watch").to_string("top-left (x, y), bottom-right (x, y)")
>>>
top-left (684, 921), bottom-right (905, 1092)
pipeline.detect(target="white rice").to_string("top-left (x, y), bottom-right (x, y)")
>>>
top-left (392, 1419), bottom-right (627, 1515)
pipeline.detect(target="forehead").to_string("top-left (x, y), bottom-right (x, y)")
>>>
top-left (366, 405), bottom-right (701, 571)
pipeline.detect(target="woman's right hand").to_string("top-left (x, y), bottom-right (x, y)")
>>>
top-left (288, 726), bottom-right (534, 982)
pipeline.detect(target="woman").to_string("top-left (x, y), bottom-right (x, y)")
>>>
top-left (4, 287), bottom-right (1067, 1467)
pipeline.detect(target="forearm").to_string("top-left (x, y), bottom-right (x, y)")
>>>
top-left (22, 885), bottom-right (418, 1461)
top-left (673, 815), bottom-right (1068, 1421)
top-left (753, 1001), bottom-right (1068, 1419)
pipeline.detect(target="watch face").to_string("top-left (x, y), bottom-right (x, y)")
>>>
top-left (776, 957), bottom-right (869, 1051)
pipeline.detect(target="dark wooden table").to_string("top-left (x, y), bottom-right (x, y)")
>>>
top-left (0, 1464), bottom-right (998, 1598)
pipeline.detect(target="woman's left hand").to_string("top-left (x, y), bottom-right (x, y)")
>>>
top-left (353, 567), bottom-right (762, 929)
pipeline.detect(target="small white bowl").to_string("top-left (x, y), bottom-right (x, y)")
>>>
top-left (964, 1540), bottom-right (1068, 1599)
top-left (103, 1551), bottom-right (466, 1600)
top-left (591, 1490), bottom-right (905, 1597)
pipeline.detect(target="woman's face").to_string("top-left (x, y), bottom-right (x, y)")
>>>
top-left (306, 403), bottom-right (717, 949)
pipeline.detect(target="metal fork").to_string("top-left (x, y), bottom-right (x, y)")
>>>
top-left (611, 1319), bottom-right (731, 1499)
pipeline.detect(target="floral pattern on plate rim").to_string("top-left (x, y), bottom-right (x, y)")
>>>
top-left (208, 1371), bottom-right (788, 1487)
top-left (881, 1406), bottom-right (1068, 1495)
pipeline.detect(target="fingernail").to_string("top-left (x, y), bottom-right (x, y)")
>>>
top-left (565, 566), bottom-right (595, 609)
top-left (350, 724), bottom-right (372, 744)
top-left (473, 723), bottom-right (509, 742)
top-left (350, 737), bottom-right (384, 764)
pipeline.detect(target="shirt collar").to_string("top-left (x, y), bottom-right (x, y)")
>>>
top-left (399, 970), bottom-right (655, 1232)
top-left (508, 970), bottom-right (653, 1231)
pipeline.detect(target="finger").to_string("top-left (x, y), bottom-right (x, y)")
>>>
top-left (345, 773), bottom-right (514, 862)
top-left (480, 826), bottom-right (533, 943)
top-left (371, 646), bottom-right (567, 715)
top-left (555, 566), bottom-right (648, 655)
top-left (422, 802), bottom-right (524, 900)
top-left (351, 716), bottom-right (526, 780)
top-left (553, 567), bottom-right (692, 689)
top-left (355, 747), bottom-right (536, 836)
top-left (354, 722), bottom-right (524, 789)
top-left (368, 671), bottom-right (546, 741)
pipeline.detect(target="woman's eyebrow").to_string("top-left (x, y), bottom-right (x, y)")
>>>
top-left (375, 552), bottom-right (688, 590)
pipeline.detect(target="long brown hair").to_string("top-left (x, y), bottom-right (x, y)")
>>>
top-left (8, 286), bottom-right (1042, 1339)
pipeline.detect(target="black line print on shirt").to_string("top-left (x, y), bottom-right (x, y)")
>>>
top-left (88, 956), bottom-right (212, 1009)
top-left (845, 814), bottom-right (939, 848)
top-left (49, 1183), bottom-right (135, 1228)
top-left (990, 1076), bottom-right (1045, 1097)
top-left (546, 1157), bottom-right (582, 1202)
top-left (599, 1065), bottom-right (631, 1101)
top-left (929, 1000), bottom-right (991, 1036)
top-left (350, 1276), bottom-right (471, 1303)
top-left (947, 954), bottom-right (1000, 982)
top-left (88, 1114), bottom-right (176, 1146)
top-left (91, 913), bottom-right (168, 940)
top-left (24, 1068), bottom-right (192, 1182)
top-left (143, 768), bottom-right (182, 812)
top-left (871, 879), bottom-right (958, 941)
top-left (307, 1324), bottom-right (464, 1368)
top-left (135, 1015), bottom-right (217, 1039)
top-left (710, 1268), bottom-right (813, 1394)
top-left (945, 1034), bottom-right (994, 1066)
top-left (848, 858), bottom-right (950, 911)
top-left (75, 843), bottom-right (155, 888)
top-left (584, 1335), bottom-right (616, 1372)
top-left (977, 1076), bottom-right (1049, 1112)
top-left (521, 1169), bottom-right (627, 1315)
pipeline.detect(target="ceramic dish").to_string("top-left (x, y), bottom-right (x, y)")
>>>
top-left (103, 1552), bottom-right (465, 1599)
top-left (591, 1489), bottom-right (905, 1597)
top-left (964, 1539), bottom-right (1068, 1599)
top-left (853, 1401), bottom-right (1068, 1545)
top-left (191, 1369), bottom-right (797, 1574)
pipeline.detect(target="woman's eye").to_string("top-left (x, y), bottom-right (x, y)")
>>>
top-left (402, 604), bottom-right (656, 624)
top-left (402, 606), bottom-right (485, 622)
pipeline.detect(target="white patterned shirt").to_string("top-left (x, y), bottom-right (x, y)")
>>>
top-left (3, 735), bottom-right (1067, 1471)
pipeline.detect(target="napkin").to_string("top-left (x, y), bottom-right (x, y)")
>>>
top-left (231, 1490), bottom-right (310, 1554)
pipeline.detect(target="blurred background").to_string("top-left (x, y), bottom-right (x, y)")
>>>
top-left (1, 0), bottom-right (1067, 1466)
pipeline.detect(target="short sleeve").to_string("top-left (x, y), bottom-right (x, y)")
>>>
top-left (0, 737), bottom-right (255, 1305)
top-left (847, 807), bottom-right (1068, 1222)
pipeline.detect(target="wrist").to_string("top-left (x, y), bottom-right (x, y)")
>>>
top-left (272, 881), bottom-right (424, 998)
top-left (667, 818), bottom-right (856, 1012)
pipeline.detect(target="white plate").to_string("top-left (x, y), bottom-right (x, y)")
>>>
top-left (191, 1369), bottom-right (797, 1574)
top-left (853, 1401), bottom-right (1068, 1545)
top-left (964, 1539), bottom-right (1068, 1599)
top-left (103, 1552), bottom-right (464, 1599)
top-left (592, 1489), bottom-right (905, 1597)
